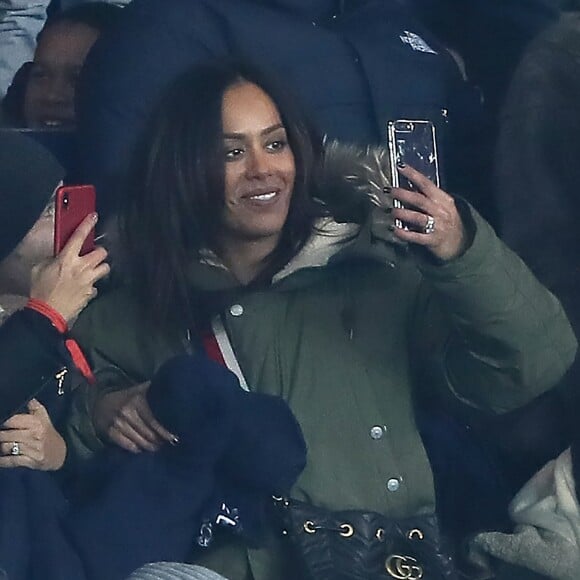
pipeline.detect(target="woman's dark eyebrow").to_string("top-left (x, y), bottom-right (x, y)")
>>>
top-left (223, 123), bottom-right (285, 140)
top-left (261, 123), bottom-right (285, 136)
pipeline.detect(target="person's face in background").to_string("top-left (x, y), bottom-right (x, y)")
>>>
top-left (220, 81), bottom-right (296, 248)
top-left (0, 197), bottom-right (55, 296)
top-left (24, 21), bottom-right (100, 129)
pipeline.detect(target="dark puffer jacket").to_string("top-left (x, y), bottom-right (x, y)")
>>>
top-left (77, 0), bottom-right (479, 215)
top-left (0, 308), bottom-right (73, 425)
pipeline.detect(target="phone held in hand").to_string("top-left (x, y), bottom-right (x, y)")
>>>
top-left (53, 184), bottom-right (96, 256)
top-left (387, 120), bottom-right (440, 230)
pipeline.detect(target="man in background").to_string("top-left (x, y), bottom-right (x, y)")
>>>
top-left (1, 2), bottom-right (122, 127)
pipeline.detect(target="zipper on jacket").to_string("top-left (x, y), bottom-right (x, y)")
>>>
top-left (54, 367), bottom-right (68, 396)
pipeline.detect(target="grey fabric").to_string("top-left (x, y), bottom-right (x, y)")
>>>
top-left (127, 563), bottom-right (228, 580)
top-left (59, 0), bottom-right (130, 7)
top-left (471, 449), bottom-right (580, 580)
top-left (0, 0), bottom-right (49, 98)
top-left (495, 562), bottom-right (547, 580)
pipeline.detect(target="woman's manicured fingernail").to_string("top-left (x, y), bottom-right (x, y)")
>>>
top-left (91, 212), bottom-right (99, 222)
top-left (170, 435), bottom-right (180, 446)
top-left (397, 161), bottom-right (406, 169)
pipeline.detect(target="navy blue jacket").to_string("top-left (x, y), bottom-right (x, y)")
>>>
top-left (77, 0), bottom-right (479, 216)
top-left (0, 353), bottom-right (306, 580)
top-left (408, 0), bottom-right (561, 111)
top-left (0, 308), bottom-right (72, 424)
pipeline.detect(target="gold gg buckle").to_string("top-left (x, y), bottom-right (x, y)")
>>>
top-left (385, 554), bottom-right (423, 579)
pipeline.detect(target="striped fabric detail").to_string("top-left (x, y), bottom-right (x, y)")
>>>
top-left (127, 562), bottom-right (228, 580)
top-left (210, 316), bottom-right (249, 391)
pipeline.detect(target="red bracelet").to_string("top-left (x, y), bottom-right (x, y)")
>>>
top-left (25, 298), bottom-right (95, 384)
top-left (26, 298), bottom-right (68, 333)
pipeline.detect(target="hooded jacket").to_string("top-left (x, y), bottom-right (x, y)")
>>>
top-left (69, 145), bottom-right (577, 580)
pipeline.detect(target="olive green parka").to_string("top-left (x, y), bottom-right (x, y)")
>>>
top-left (69, 197), bottom-right (576, 580)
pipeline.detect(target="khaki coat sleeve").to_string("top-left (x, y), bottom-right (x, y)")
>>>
top-left (65, 289), bottom-right (181, 461)
top-left (415, 204), bottom-right (577, 413)
top-left (65, 352), bottom-right (137, 463)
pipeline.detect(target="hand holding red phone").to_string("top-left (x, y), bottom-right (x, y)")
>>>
top-left (54, 185), bottom-right (96, 256)
top-left (30, 213), bottom-right (110, 323)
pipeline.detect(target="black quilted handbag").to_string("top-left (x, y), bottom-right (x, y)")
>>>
top-left (272, 497), bottom-right (458, 580)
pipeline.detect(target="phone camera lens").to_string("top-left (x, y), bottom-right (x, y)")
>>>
top-left (63, 195), bottom-right (69, 206)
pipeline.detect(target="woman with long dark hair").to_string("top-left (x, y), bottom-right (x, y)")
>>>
top-left (70, 59), bottom-right (576, 580)
top-left (121, 61), bottom-right (323, 334)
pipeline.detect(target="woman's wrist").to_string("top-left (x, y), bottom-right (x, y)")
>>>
top-left (47, 429), bottom-right (68, 471)
top-left (25, 298), bottom-right (69, 334)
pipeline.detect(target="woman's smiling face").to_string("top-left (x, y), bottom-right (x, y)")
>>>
top-left (220, 81), bottom-right (296, 247)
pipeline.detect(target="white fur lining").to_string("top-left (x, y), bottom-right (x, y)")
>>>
top-left (471, 448), bottom-right (580, 580)
top-left (273, 218), bottom-right (359, 283)
top-left (510, 448), bottom-right (580, 545)
top-left (196, 218), bottom-right (360, 284)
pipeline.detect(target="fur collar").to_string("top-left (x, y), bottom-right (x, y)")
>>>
top-left (271, 140), bottom-right (402, 282)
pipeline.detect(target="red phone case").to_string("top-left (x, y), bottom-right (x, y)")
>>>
top-left (53, 185), bottom-right (96, 256)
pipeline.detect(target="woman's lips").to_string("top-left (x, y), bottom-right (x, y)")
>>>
top-left (241, 188), bottom-right (282, 204)
top-left (247, 191), bottom-right (277, 201)
top-left (33, 115), bottom-right (75, 129)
